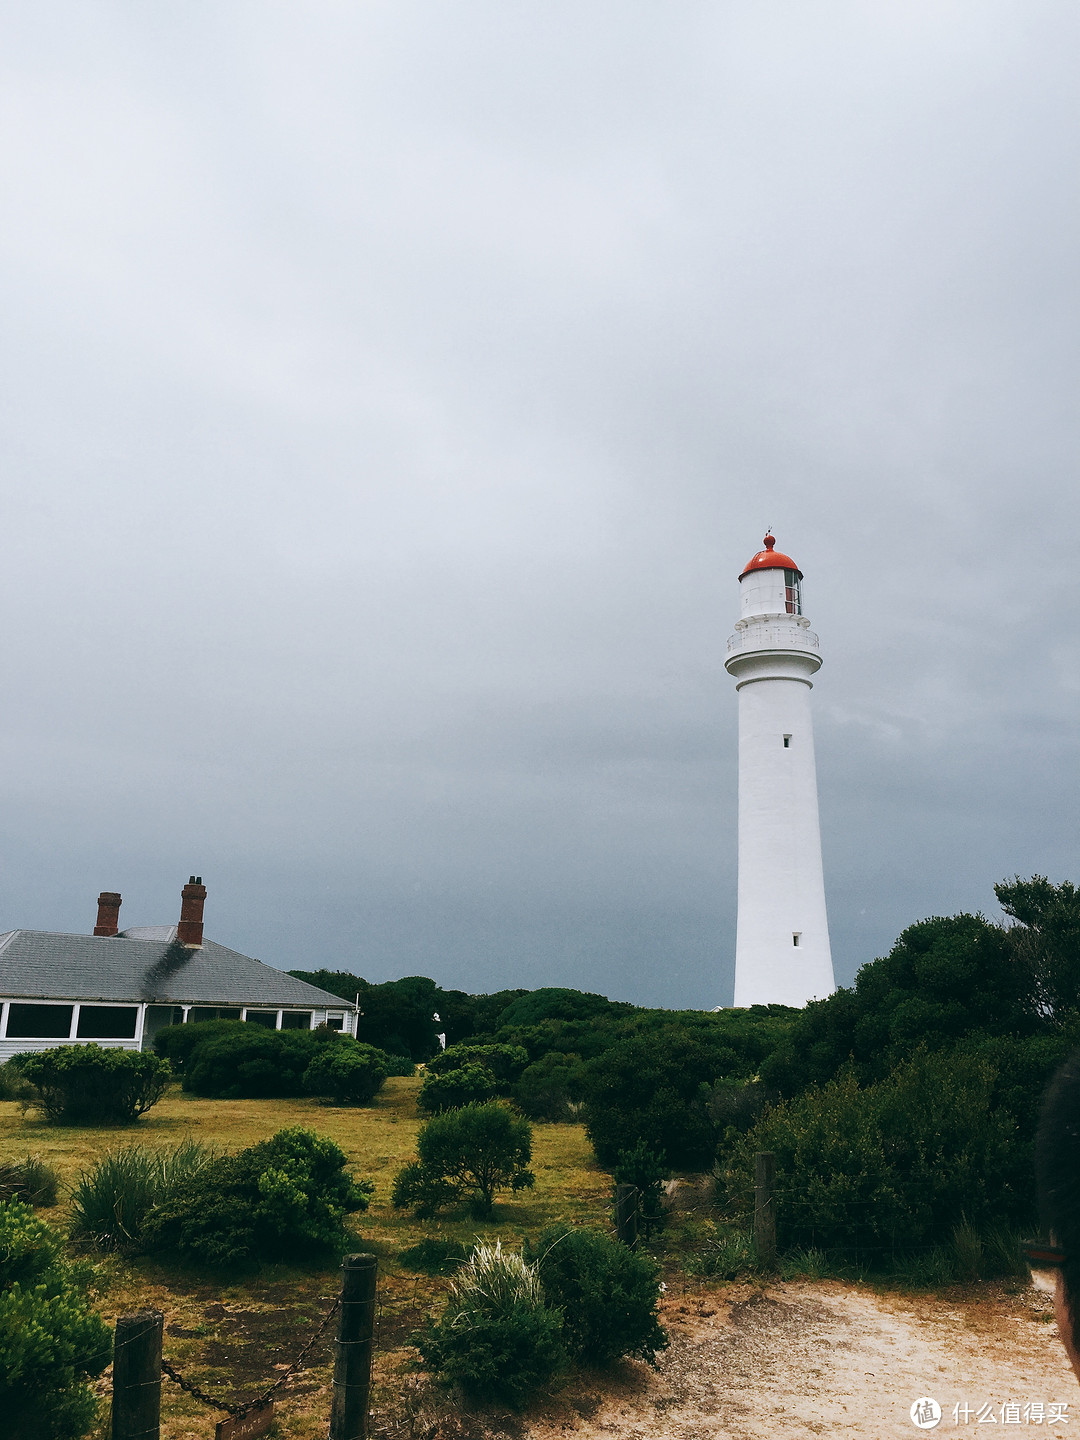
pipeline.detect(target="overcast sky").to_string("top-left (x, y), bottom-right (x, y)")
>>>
top-left (1, 2), bottom-right (1077, 1007)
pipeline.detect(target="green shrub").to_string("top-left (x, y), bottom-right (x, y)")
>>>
top-left (383, 1053), bottom-right (416, 1077)
top-left (152, 1018), bottom-right (250, 1071)
top-left (0, 1199), bottom-right (111, 1439)
top-left (182, 1026), bottom-right (336, 1099)
top-left (582, 1027), bottom-right (745, 1168)
top-left (143, 1127), bottom-right (372, 1267)
top-left (397, 1236), bottom-right (472, 1274)
top-left (302, 1043), bottom-right (391, 1104)
top-left (721, 1049), bottom-right (1021, 1261)
top-left (512, 1052), bottom-right (584, 1121)
top-left (612, 1139), bottom-right (669, 1238)
top-left (0, 1156), bottom-right (60, 1208)
top-left (417, 1063), bottom-right (498, 1114)
top-left (19, 1046), bottom-right (170, 1124)
top-left (418, 1242), bottom-right (566, 1408)
top-left (529, 1226), bottom-right (667, 1366)
top-left (392, 1102), bottom-right (534, 1218)
top-left (69, 1141), bottom-right (216, 1250)
top-left (427, 1043), bottom-right (530, 1086)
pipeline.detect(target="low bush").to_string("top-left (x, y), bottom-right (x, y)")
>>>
top-left (0, 1199), bottom-right (111, 1440)
top-left (69, 1140), bottom-right (216, 1250)
top-left (143, 1127), bottom-right (372, 1267)
top-left (426, 1043), bottom-right (530, 1086)
top-left (19, 1046), bottom-right (170, 1124)
top-left (302, 1043), bottom-right (392, 1104)
top-left (512, 1052), bottom-right (584, 1121)
top-left (417, 1063), bottom-right (498, 1114)
top-left (418, 1242), bottom-right (566, 1408)
top-left (152, 1018), bottom-right (250, 1071)
top-left (0, 1156), bottom-right (60, 1208)
top-left (529, 1226), bottom-right (668, 1366)
top-left (392, 1102), bottom-right (534, 1218)
top-left (182, 1026), bottom-right (335, 1099)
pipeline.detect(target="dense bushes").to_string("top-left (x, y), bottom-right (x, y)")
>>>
top-left (19, 1046), bottom-right (170, 1124)
top-left (419, 1243), bottom-right (565, 1408)
top-left (512, 1052), bottom-right (584, 1121)
top-left (393, 1102), bottom-right (534, 1217)
top-left (529, 1226), bottom-right (667, 1365)
top-left (177, 1025), bottom-right (396, 1103)
top-left (153, 1018), bottom-right (250, 1071)
top-left (144, 1127), bottom-right (372, 1267)
top-left (0, 1199), bottom-right (110, 1440)
top-left (426, 1043), bottom-right (529, 1085)
top-left (420, 1234), bottom-right (667, 1407)
top-left (720, 1049), bottom-right (1023, 1257)
top-left (302, 1044), bottom-right (391, 1104)
top-left (70, 1141), bottom-right (216, 1250)
top-left (417, 1063), bottom-right (498, 1114)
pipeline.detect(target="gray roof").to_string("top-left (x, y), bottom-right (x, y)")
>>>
top-left (0, 928), bottom-right (350, 1009)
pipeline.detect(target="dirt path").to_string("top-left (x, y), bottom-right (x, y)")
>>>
top-left (507, 1280), bottom-right (1078, 1439)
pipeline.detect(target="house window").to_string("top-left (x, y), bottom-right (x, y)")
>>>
top-left (76, 1005), bottom-right (138, 1039)
top-left (185, 1007), bottom-right (242, 1024)
top-left (784, 569), bottom-right (802, 615)
top-left (783, 734), bottom-right (791, 748)
top-left (324, 1014), bottom-right (345, 1032)
top-left (5, 1003), bottom-right (74, 1039)
top-left (244, 1010), bottom-right (278, 1028)
top-left (281, 1011), bottom-right (313, 1030)
top-left (793, 933), bottom-right (802, 947)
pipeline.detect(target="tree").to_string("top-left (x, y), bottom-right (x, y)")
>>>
top-left (761, 912), bottom-right (1033, 1095)
top-left (392, 1102), bottom-right (534, 1217)
top-left (996, 875), bottom-right (1080, 1028)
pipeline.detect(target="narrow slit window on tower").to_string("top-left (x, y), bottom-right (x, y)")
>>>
top-left (784, 568), bottom-right (802, 615)
top-left (792, 933), bottom-right (801, 947)
top-left (783, 734), bottom-right (791, 748)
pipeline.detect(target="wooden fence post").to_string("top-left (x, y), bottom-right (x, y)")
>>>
top-left (754, 1151), bottom-right (777, 1269)
top-left (329, 1252), bottom-right (377, 1440)
top-left (112, 1310), bottom-right (163, 1440)
top-left (615, 1183), bottom-right (639, 1248)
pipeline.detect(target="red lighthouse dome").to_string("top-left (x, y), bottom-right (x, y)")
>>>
top-left (739, 533), bottom-right (802, 581)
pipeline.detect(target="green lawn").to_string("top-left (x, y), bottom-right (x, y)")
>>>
top-left (0, 1077), bottom-right (616, 1439)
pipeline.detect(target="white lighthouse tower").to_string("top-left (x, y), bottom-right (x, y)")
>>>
top-left (726, 534), bottom-right (835, 1007)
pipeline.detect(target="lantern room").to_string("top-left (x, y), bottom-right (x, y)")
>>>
top-left (738, 534), bottom-right (803, 619)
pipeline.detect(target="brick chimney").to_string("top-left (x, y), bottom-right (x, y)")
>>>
top-left (177, 875), bottom-right (207, 947)
top-left (94, 891), bottom-right (122, 937)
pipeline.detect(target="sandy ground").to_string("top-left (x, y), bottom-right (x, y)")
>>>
top-left (384, 1280), bottom-right (1080, 1440)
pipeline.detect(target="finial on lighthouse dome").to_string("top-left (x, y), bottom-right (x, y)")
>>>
top-left (739, 532), bottom-right (803, 581)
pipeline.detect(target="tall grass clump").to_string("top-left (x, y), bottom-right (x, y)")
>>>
top-left (70, 1140), bottom-right (216, 1249)
top-left (0, 1155), bottom-right (60, 1208)
top-left (418, 1242), bottom-right (566, 1409)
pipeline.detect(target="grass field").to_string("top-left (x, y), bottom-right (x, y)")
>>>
top-left (0, 1076), bottom-right (624, 1439)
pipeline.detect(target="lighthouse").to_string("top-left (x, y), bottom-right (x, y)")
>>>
top-left (725, 534), bottom-right (835, 1007)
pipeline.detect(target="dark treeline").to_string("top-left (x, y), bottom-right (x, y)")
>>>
top-left (294, 875), bottom-right (1080, 1265)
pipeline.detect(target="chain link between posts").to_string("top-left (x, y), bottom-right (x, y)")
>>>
top-left (160, 1293), bottom-right (342, 1419)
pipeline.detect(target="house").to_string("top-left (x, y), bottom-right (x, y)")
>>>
top-left (0, 877), bottom-right (358, 1061)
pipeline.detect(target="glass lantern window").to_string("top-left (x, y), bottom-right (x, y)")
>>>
top-left (784, 569), bottom-right (802, 615)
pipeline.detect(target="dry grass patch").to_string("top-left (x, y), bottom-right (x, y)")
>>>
top-left (0, 1077), bottom-right (614, 1439)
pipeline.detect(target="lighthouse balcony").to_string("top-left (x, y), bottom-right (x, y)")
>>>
top-left (726, 616), bottom-right (820, 658)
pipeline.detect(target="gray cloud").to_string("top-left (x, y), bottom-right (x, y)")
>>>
top-left (1, 2), bottom-right (1077, 1005)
